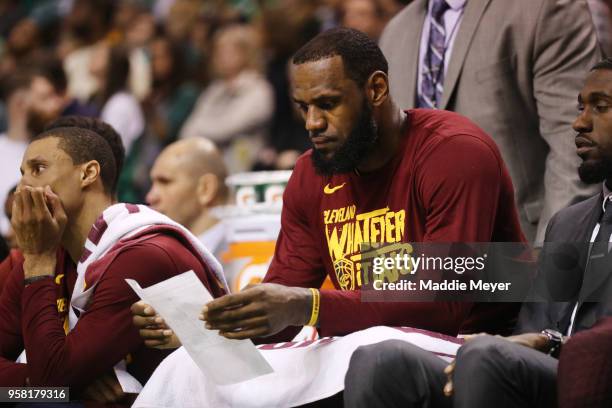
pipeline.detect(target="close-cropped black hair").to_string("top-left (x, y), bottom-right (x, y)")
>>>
top-left (33, 126), bottom-right (117, 195)
top-left (44, 116), bottom-right (125, 195)
top-left (292, 27), bottom-right (388, 86)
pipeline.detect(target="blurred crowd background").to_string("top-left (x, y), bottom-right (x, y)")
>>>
top-left (1, 0), bottom-right (612, 233)
top-left (0, 0), bottom-right (409, 209)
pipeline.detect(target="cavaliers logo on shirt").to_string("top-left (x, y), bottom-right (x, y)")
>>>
top-left (323, 205), bottom-right (406, 290)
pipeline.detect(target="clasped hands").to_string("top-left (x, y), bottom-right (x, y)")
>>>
top-left (443, 332), bottom-right (551, 397)
top-left (11, 185), bottom-right (67, 278)
top-left (131, 283), bottom-right (313, 348)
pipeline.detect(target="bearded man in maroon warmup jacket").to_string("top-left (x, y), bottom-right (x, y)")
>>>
top-left (134, 28), bottom-right (525, 347)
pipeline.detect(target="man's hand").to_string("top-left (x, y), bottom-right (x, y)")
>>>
top-left (443, 332), bottom-right (551, 397)
top-left (443, 359), bottom-right (456, 397)
top-left (441, 333), bottom-right (483, 397)
top-left (201, 283), bottom-right (313, 340)
top-left (505, 332), bottom-right (550, 351)
top-left (12, 186), bottom-right (67, 278)
top-left (131, 301), bottom-right (181, 349)
top-left (81, 372), bottom-right (126, 403)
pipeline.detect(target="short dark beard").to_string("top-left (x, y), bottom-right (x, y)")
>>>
top-left (311, 102), bottom-right (378, 175)
top-left (578, 157), bottom-right (612, 184)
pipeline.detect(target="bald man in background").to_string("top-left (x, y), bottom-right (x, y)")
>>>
top-left (146, 138), bottom-right (229, 255)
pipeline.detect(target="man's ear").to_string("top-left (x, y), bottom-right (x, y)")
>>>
top-left (196, 173), bottom-right (220, 207)
top-left (366, 71), bottom-right (390, 107)
top-left (81, 160), bottom-right (101, 189)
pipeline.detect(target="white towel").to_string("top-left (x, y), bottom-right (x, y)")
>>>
top-left (68, 203), bottom-right (227, 392)
top-left (70, 203), bottom-right (226, 327)
top-left (133, 326), bottom-right (462, 408)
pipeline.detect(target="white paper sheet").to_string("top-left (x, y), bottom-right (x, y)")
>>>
top-left (126, 271), bottom-right (273, 385)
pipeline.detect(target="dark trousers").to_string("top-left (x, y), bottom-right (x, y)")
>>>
top-left (344, 339), bottom-right (450, 408)
top-left (344, 336), bottom-right (558, 408)
top-left (453, 336), bottom-right (558, 407)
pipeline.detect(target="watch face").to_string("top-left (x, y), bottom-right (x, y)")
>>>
top-left (543, 329), bottom-right (563, 342)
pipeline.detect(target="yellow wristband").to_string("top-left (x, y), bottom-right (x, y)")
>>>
top-left (307, 288), bottom-right (320, 326)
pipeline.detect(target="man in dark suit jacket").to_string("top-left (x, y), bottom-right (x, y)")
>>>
top-left (343, 59), bottom-right (612, 408)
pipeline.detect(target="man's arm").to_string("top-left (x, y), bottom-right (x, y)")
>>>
top-left (532, 0), bottom-right (601, 242)
top-left (20, 242), bottom-right (179, 388)
top-left (0, 259), bottom-right (29, 386)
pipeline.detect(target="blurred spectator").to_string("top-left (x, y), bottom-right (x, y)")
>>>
top-left (153, 0), bottom-right (177, 21)
top-left (25, 69), bottom-right (69, 136)
top-left (0, 1), bottom-right (25, 39)
top-left (31, 57), bottom-right (98, 120)
top-left (111, 1), bottom-right (147, 42)
top-left (180, 24), bottom-right (274, 174)
top-left (123, 7), bottom-right (156, 49)
top-left (588, 0), bottom-right (612, 57)
top-left (165, 0), bottom-right (202, 43)
top-left (114, 32), bottom-right (200, 204)
top-left (147, 138), bottom-right (229, 254)
top-left (90, 43), bottom-right (145, 154)
top-left (164, 0), bottom-right (217, 83)
top-left (19, 59), bottom-right (98, 142)
top-left (257, 1), bottom-right (320, 162)
top-left (341, 0), bottom-right (388, 40)
top-left (61, 0), bottom-right (116, 101)
top-left (144, 34), bottom-right (200, 144)
top-left (0, 73), bottom-right (30, 236)
top-left (113, 2), bottom-right (156, 101)
top-left (62, 0), bottom-right (115, 53)
top-left (1, 18), bottom-right (41, 75)
top-left (186, 17), bottom-right (214, 83)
